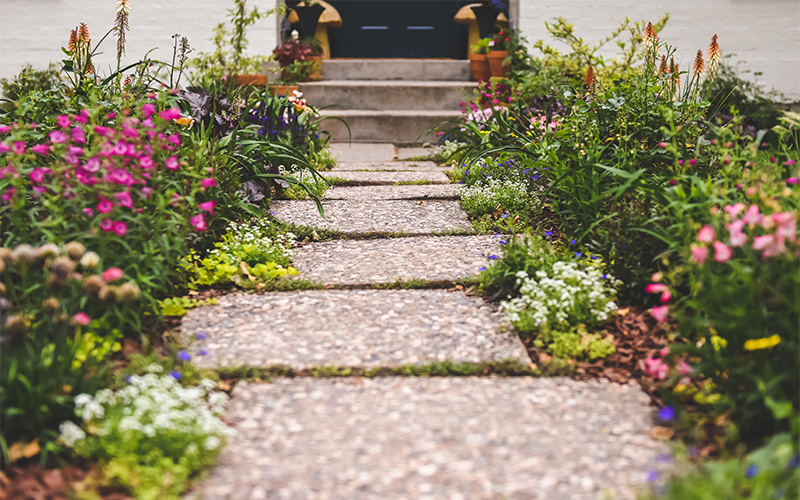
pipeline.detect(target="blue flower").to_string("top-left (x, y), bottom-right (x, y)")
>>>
top-left (178, 350), bottom-right (191, 362)
top-left (602, 274), bottom-right (608, 279)
top-left (199, 348), bottom-right (209, 356)
top-left (545, 231), bottom-right (553, 236)
top-left (745, 464), bottom-right (758, 478)
top-left (124, 375), bottom-right (132, 383)
top-left (789, 454), bottom-right (799, 469)
top-left (591, 256), bottom-right (599, 260)
top-left (499, 240), bottom-right (507, 245)
top-left (479, 266), bottom-right (486, 271)
top-left (170, 370), bottom-right (182, 380)
top-left (269, 211), bottom-right (275, 215)
top-left (500, 212), bottom-right (509, 219)
top-left (488, 254), bottom-right (499, 260)
top-left (570, 239), bottom-right (577, 245)
top-left (656, 453), bottom-right (672, 463)
top-left (657, 406), bottom-right (676, 421)
top-left (646, 470), bottom-right (659, 483)
top-left (575, 252), bottom-right (582, 257)
top-left (196, 333), bottom-right (207, 340)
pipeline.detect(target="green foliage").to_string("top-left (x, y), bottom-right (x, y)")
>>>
top-left (0, 64), bottom-right (63, 112)
top-left (159, 296), bottom-right (218, 317)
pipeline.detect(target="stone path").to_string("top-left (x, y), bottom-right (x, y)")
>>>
top-left (185, 144), bottom-right (668, 499)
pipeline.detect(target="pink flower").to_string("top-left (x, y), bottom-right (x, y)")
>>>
top-left (650, 305), bottom-right (669, 322)
top-left (139, 155), bottom-right (153, 169)
top-left (83, 208), bottom-right (93, 216)
top-left (12, 141), bottom-right (26, 155)
top-left (165, 156), bottom-right (179, 170)
top-left (688, 159), bottom-right (697, 166)
top-left (102, 267), bottom-right (125, 282)
top-left (83, 157), bottom-right (101, 173)
top-left (645, 283), bottom-right (667, 294)
top-left (724, 203), bottom-right (745, 218)
top-left (697, 225), bottom-right (715, 243)
top-left (115, 191), bottom-right (133, 208)
top-left (57, 115), bottom-right (72, 128)
top-left (71, 312), bottom-right (91, 326)
top-left (31, 144), bottom-right (51, 155)
top-left (742, 205), bottom-right (762, 226)
top-left (199, 200), bottom-right (215, 214)
top-left (49, 130), bottom-right (67, 144)
top-left (159, 108), bottom-right (182, 121)
top-left (97, 200), bottom-right (114, 213)
top-left (727, 219), bottom-right (747, 247)
top-left (190, 213), bottom-right (206, 231)
top-left (113, 221), bottom-right (127, 236)
top-left (2, 188), bottom-right (14, 201)
top-left (100, 218), bottom-right (114, 231)
top-left (713, 241), bottom-right (732, 262)
top-left (645, 356), bottom-right (668, 380)
top-left (167, 134), bottom-right (180, 146)
top-left (94, 126), bottom-right (114, 137)
top-left (32, 186), bottom-right (46, 194)
top-left (676, 360), bottom-right (693, 374)
top-left (200, 178), bottom-right (217, 189)
top-left (73, 113), bottom-right (88, 124)
top-left (788, 177), bottom-right (799, 185)
top-left (785, 159), bottom-right (797, 166)
top-left (0, 142), bottom-right (10, 153)
top-left (29, 168), bottom-right (50, 183)
top-left (0, 125), bottom-right (9, 134)
top-left (122, 127), bottom-right (139, 139)
top-left (141, 103), bottom-right (156, 117)
top-left (106, 112), bottom-right (117, 119)
top-left (141, 187), bottom-right (152, 199)
top-left (112, 141), bottom-right (128, 156)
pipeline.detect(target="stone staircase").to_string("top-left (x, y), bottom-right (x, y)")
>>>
top-left (300, 59), bottom-right (475, 144)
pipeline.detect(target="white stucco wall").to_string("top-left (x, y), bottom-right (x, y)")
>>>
top-left (518, 0), bottom-right (800, 101)
top-left (0, 0), bottom-right (278, 85)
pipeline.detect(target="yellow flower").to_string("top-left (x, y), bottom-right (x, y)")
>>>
top-left (175, 116), bottom-right (194, 127)
top-left (744, 335), bottom-right (781, 351)
top-left (710, 335), bottom-right (727, 351)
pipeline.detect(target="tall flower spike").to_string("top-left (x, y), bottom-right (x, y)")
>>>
top-left (642, 22), bottom-right (658, 48)
top-left (78, 23), bottom-right (90, 47)
top-left (115, 0), bottom-right (130, 59)
top-left (584, 65), bottom-right (596, 88)
top-left (68, 29), bottom-right (78, 52)
top-left (692, 49), bottom-right (705, 76)
top-left (707, 34), bottom-right (720, 79)
top-left (658, 55), bottom-right (667, 75)
top-left (669, 57), bottom-right (681, 93)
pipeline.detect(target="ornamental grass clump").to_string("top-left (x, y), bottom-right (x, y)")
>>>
top-left (59, 367), bottom-right (235, 500)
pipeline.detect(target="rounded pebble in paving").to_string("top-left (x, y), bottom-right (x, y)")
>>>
top-left (322, 170), bottom-right (450, 183)
top-left (323, 184), bottom-right (460, 201)
top-left (332, 161), bottom-right (445, 172)
top-left (293, 235), bottom-right (501, 285)
top-left (188, 377), bottom-right (669, 500)
top-left (181, 289), bottom-right (529, 369)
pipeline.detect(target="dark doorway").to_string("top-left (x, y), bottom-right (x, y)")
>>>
top-left (326, 0), bottom-right (473, 59)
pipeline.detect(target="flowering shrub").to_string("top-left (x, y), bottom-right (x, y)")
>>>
top-left (59, 367), bottom-right (234, 499)
top-left (0, 93), bottom-right (223, 313)
top-left (0, 241), bottom-right (141, 458)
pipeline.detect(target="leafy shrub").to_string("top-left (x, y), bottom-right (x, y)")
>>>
top-left (59, 367), bottom-right (235, 500)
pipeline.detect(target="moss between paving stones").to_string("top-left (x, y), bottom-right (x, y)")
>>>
top-left (322, 276), bottom-right (481, 291)
top-left (394, 180), bottom-right (434, 185)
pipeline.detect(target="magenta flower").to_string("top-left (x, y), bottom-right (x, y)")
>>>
top-left (139, 155), bottom-right (153, 169)
top-left (100, 218), bottom-right (114, 231)
top-left (159, 108), bottom-right (182, 121)
top-left (141, 187), bottom-right (152, 199)
top-left (697, 225), bottom-right (715, 243)
top-left (165, 156), bottom-right (179, 170)
top-left (200, 178), bottom-right (217, 189)
top-left (115, 191), bottom-right (133, 208)
top-left (122, 127), bottom-right (139, 139)
top-left (141, 103), bottom-right (156, 117)
top-left (57, 115), bottom-right (72, 128)
top-left (167, 134), bottom-right (180, 146)
top-left (112, 141), bottom-right (128, 156)
top-left (49, 130), bottom-right (67, 144)
top-left (113, 221), bottom-right (127, 236)
top-left (0, 125), bottom-right (9, 134)
top-left (83, 157), bottom-right (101, 173)
top-left (83, 208), bottom-right (93, 216)
top-left (97, 200), bottom-right (114, 213)
top-left (788, 177), bottom-right (799, 185)
top-left (688, 159), bottom-right (697, 166)
top-left (12, 141), bottom-right (26, 155)
top-left (784, 159), bottom-right (797, 166)
top-left (677, 360), bottom-right (692, 374)
top-left (32, 186), bottom-right (46, 194)
top-left (645, 356), bottom-right (668, 379)
top-left (1, 188), bottom-right (14, 201)
top-left (71, 312), bottom-right (91, 326)
top-left (31, 144), bottom-right (51, 155)
top-left (102, 267), bottom-right (125, 282)
top-left (190, 213), bottom-right (206, 231)
top-left (29, 168), bottom-right (50, 183)
top-left (724, 203), bottom-right (745, 218)
top-left (713, 240), bottom-right (732, 262)
top-left (199, 200), bottom-right (215, 214)
top-left (742, 205), bottom-right (762, 226)
top-left (73, 113), bottom-right (88, 124)
top-left (94, 126), bottom-right (114, 137)
top-left (0, 143), bottom-right (9, 153)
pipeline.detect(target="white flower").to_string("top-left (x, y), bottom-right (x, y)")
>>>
top-left (59, 421), bottom-right (86, 447)
top-left (204, 436), bottom-right (221, 450)
top-left (145, 363), bottom-right (164, 373)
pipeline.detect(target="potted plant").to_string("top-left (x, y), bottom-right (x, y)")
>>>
top-left (292, 1), bottom-right (326, 38)
top-left (468, 37), bottom-right (492, 81)
top-left (487, 29), bottom-right (511, 78)
top-left (272, 37), bottom-right (320, 84)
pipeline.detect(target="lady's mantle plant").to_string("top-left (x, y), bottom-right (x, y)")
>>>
top-left (59, 366), bottom-right (234, 500)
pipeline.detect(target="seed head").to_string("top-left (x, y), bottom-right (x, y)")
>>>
top-left (50, 256), bottom-right (76, 279)
top-left (99, 285), bottom-right (118, 303)
top-left (4, 314), bottom-right (26, 335)
top-left (584, 65), bottom-right (596, 88)
top-left (658, 55), bottom-right (667, 75)
top-left (65, 241), bottom-right (86, 260)
top-left (83, 275), bottom-right (105, 295)
top-left (11, 244), bottom-right (37, 265)
top-left (42, 297), bottom-right (61, 313)
top-left (118, 282), bottom-right (141, 303)
top-left (38, 243), bottom-right (61, 260)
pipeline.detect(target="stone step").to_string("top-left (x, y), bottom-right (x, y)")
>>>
top-left (190, 377), bottom-right (668, 500)
top-left (181, 289), bottom-right (528, 369)
top-left (292, 235), bottom-right (501, 285)
top-left (322, 59), bottom-right (472, 81)
top-left (322, 109), bottom-right (461, 143)
top-left (270, 199), bottom-right (472, 235)
top-left (331, 161), bottom-right (443, 172)
top-left (301, 80), bottom-right (476, 111)
top-left (323, 185), bottom-right (460, 201)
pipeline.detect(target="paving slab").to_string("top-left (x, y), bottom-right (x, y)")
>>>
top-left (190, 377), bottom-right (669, 500)
top-left (181, 290), bottom-right (528, 369)
top-left (323, 170), bottom-right (450, 184)
top-left (323, 184), bottom-right (459, 201)
top-left (332, 161), bottom-right (442, 172)
top-left (331, 143), bottom-right (396, 162)
top-left (293, 236), bottom-right (501, 285)
top-left (397, 146), bottom-right (440, 160)
top-left (270, 200), bottom-right (472, 235)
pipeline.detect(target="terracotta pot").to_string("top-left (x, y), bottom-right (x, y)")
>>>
top-left (235, 74), bottom-right (268, 86)
top-left (468, 53), bottom-right (491, 82)
top-left (268, 85), bottom-right (300, 97)
top-left (487, 50), bottom-right (509, 78)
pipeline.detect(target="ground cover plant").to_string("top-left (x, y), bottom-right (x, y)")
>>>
top-left (444, 16), bottom-right (800, 498)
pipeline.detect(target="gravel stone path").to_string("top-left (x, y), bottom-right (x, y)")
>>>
top-left (292, 236), bottom-right (501, 284)
top-left (181, 290), bottom-right (528, 369)
top-left (323, 184), bottom-right (459, 200)
top-left (270, 199), bottom-right (473, 235)
top-left (322, 170), bottom-right (450, 183)
top-left (192, 377), bottom-right (668, 500)
top-left (332, 161), bottom-right (443, 171)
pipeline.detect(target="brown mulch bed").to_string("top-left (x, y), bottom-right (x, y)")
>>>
top-left (0, 463), bottom-right (131, 500)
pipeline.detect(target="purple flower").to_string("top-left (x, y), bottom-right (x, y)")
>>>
top-left (602, 274), bottom-right (608, 279)
top-left (789, 454), bottom-right (799, 469)
top-left (545, 231), bottom-right (553, 237)
top-left (575, 252), bottom-right (582, 257)
top-left (646, 470), bottom-right (659, 483)
top-left (657, 406), bottom-right (676, 421)
top-left (499, 240), bottom-right (507, 245)
top-left (199, 349), bottom-right (209, 356)
top-left (479, 266), bottom-right (486, 271)
top-left (178, 350), bottom-right (191, 361)
top-left (570, 239), bottom-right (576, 245)
top-left (170, 370), bottom-right (182, 380)
top-left (196, 333), bottom-right (207, 340)
top-left (488, 254), bottom-right (499, 260)
top-left (745, 464), bottom-right (757, 478)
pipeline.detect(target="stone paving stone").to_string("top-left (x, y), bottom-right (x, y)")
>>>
top-left (292, 235), bottom-right (502, 285)
top-left (270, 199), bottom-right (472, 235)
top-left (332, 161), bottom-right (442, 171)
top-left (322, 170), bottom-right (450, 184)
top-left (331, 143), bottom-right (396, 162)
top-left (397, 146), bottom-right (439, 160)
top-left (323, 184), bottom-right (460, 201)
top-left (189, 377), bottom-right (669, 500)
top-left (181, 289), bottom-right (529, 369)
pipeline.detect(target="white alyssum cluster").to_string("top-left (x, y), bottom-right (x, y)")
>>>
top-left (59, 371), bottom-right (235, 450)
top-left (500, 262), bottom-right (620, 328)
top-left (209, 219), bottom-right (295, 263)
top-left (460, 178), bottom-right (535, 213)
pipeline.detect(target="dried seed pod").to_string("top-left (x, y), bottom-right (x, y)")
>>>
top-left (80, 251), bottom-right (100, 269)
top-left (99, 285), bottom-right (118, 304)
top-left (118, 282), bottom-right (141, 303)
top-left (50, 256), bottom-right (76, 279)
top-left (11, 244), bottom-right (37, 265)
top-left (0, 248), bottom-right (11, 265)
top-left (83, 275), bottom-right (105, 295)
top-left (65, 241), bottom-right (86, 260)
top-left (42, 297), bottom-right (61, 313)
top-left (0, 258), bottom-right (5, 274)
top-left (37, 243), bottom-right (61, 260)
top-left (4, 314), bottom-right (26, 335)
top-left (47, 273), bottom-right (64, 287)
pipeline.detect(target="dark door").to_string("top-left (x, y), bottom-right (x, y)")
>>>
top-left (326, 0), bottom-right (472, 59)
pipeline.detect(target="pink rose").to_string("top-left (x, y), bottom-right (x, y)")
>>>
top-left (713, 241), bottom-right (732, 262)
top-left (697, 225), bottom-right (715, 243)
top-left (102, 267), bottom-right (125, 282)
